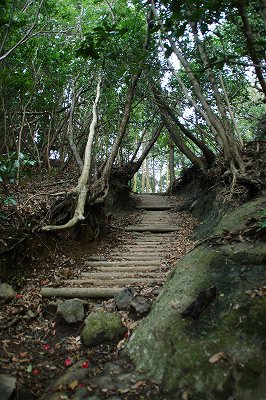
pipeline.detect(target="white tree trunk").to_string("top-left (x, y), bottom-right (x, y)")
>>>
top-left (41, 75), bottom-right (102, 231)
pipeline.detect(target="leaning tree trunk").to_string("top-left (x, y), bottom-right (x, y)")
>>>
top-left (90, 72), bottom-right (141, 204)
top-left (162, 113), bottom-right (206, 171)
top-left (169, 139), bottom-right (175, 186)
top-left (127, 123), bottom-right (164, 179)
top-left (150, 0), bottom-right (245, 174)
top-left (236, 0), bottom-right (266, 98)
top-left (41, 75), bottom-right (102, 231)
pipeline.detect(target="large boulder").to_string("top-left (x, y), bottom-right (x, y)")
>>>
top-left (127, 195), bottom-right (266, 399)
top-left (81, 311), bottom-right (126, 347)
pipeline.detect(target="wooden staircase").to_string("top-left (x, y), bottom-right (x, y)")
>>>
top-left (41, 194), bottom-right (180, 298)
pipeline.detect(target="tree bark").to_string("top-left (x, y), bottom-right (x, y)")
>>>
top-left (162, 113), bottom-right (206, 171)
top-left (128, 123), bottom-right (163, 178)
top-left (90, 73), bottom-right (141, 203)
top-left (150, 0), bottom-right (245, 174)
top-left (41, 75), bottom-right (102, 231)
top-left (153, 86), bottom-right (215, 166)
top-left (236, 0), bottom-right (266, 98)
top-left (169, 139), bottom-right (175, 186)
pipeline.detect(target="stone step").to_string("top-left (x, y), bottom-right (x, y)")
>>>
top-left (65, 277), bottom-right (165, 286)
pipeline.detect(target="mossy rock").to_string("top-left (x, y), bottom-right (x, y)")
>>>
top-left (126, 239), bottom-right (266, 399)
top-left (214, 194), bottom-right (266, 235)
top-left (81, 311), bottom-right (126, 347)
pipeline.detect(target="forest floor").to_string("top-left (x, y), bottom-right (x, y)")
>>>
top-left (0, 187), bottom-right (196, 399)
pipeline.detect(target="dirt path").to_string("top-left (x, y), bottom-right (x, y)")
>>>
top-left (0, 193), bottom-right (195, 399)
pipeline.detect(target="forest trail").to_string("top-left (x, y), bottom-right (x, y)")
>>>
top-left (40, 194), bottom-right (182, 299)
top-left (0, 193), bottom-right (195, 399)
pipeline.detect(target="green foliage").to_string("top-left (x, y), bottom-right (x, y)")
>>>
top-left (0, 153), bottom-right (36, 184)
top-left (257, 211), bottom-right (266, 231)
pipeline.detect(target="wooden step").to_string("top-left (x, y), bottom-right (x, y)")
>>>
top-left (109, 254), bottom-right (163, 261)
top-left (79, 272), bottom-right (165, 279)
top-left (125, 226), bottom-right (179, 232)
top-left (83, 265), bottom-right (165, 273)
top-left (84, 260), bottom-right (162, 267)
top-left (65, 277), bottom-right (165, 286)
top-left (136, 206), bottom-right (172, 210)
top-left (41, 287), bottom-right (121, 298)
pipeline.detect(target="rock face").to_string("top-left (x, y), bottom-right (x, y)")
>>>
top-left (81, 311), bottom-right (126, 347)
top-left (57, 298), bottom-right (85, 323)
top-left (0, 283), bottom-right (15, 299)
top-left (127, 195), bottom-right (266, 400)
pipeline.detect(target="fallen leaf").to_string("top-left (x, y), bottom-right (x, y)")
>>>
top-left (69, 380), bottom-right (79, 390)
top-left (20, 352), bottom-right (28, 357)
top-left (15, 294), bottom-right (23, 298)
top-left (209, 352), bottom-right (227, 364)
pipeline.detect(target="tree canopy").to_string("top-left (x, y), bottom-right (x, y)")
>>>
top-left (0, 0), bottom-right (265, 226)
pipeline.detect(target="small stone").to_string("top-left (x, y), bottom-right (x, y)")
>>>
top-left (82, 311), bottom-right (126, 347)
top-left (57, 299), bottom-right (85, 323)
top-left (130, 296), bottom-right (151, 316)
top-left (114, 287), bottom-right (136, 310)
top-left (0, 283), bottom-right (15, 299)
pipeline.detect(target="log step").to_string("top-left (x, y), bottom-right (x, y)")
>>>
top-left (84, 260), bottom-right (162, 267)
top-left (65, 277), bottom-right (165, 286)
top-left (125, 226), bottom-right (179, 232)
top-left (136, 206), bottom-right (172, 210)
top-left (79, 272), bottom-right (165, 279)
top-left (109, 255), bottom-right (163, 261)
top-left (41, 287), bottom-right (121, 298)
top-left (82, 266), bottom-right (164, 273)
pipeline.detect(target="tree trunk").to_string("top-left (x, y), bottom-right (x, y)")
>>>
top-left (169, 139), bottom-right (175, 186)
top-left (162, 113), bottom-right (206, 171)
top-left (41, 75), bottom-right (102, 231)
top-left (128, 123), bottom-right (163, 178)
top-left (236, 0), bottom-right (266, 98)
top-left (153, 86), bottom-right (215, 166)
top-left (150, 1), bottom-right (245, 174)
top-left (91, 73), bottom-right (141, 203)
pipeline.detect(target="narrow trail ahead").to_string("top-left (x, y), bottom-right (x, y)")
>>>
top-left (41, 194), bottom-right (183, 299)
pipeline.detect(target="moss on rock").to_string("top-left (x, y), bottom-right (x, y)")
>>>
top-left (214, 195), bottom-right (266, 235)
top-left (82, 311), bottom-right (126, 347)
